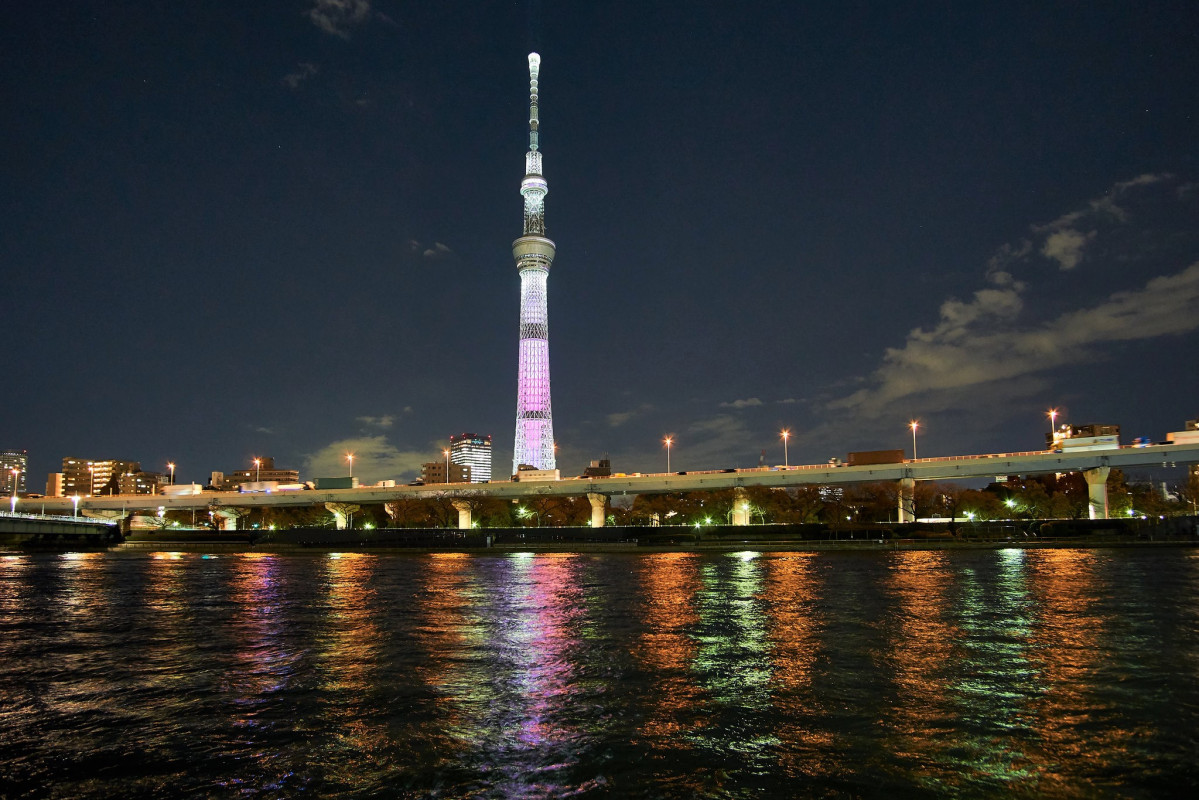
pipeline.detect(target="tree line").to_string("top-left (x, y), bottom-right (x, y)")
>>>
top-left (154, 469), bottom-right (1199, 530)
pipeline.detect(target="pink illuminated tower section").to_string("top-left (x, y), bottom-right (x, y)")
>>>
top-left (512, 52), bottom-right (557, 472)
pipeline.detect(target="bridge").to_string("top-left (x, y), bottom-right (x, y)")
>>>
top-left (18, 442), bottom-right (1199, 530)
top-left (0, 512), bottom-right (121, 544)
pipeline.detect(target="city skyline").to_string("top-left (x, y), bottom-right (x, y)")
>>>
top-left (3, 2), bottom-right (1198, 486)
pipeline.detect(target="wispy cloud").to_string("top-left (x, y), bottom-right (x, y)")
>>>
top-left (305, 436), bottom-right (429, 484)
top-left (1040, 228), bottom-right (1095, 270)
top-left (831, 175), bottom-right (1199, 417)
top-left (307, 0), bottom-right (372, 39)
top-left (282, 62), bottom-right (319, 89)
top-left (607, 404), bottom-right (654, 427)
top-left (719, 397), bottom-right (763, 409)
top-left (408, 240), bottom-right (454, 260)
top-left (357, 415), bottom-right (394, 430)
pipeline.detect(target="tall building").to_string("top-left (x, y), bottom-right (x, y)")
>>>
top-left (450, 433), bottom-right (492, 483)
top-left (512, 52), bottom-right (558, 474)
top-left (1, 449), bottom-right (28, 495)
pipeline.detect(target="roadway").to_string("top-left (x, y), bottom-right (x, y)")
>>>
top-left (21, 441), bottom-right (1199, 516)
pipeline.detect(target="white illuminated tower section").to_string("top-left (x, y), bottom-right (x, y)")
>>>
top-left (512, 52), bottom-right (557, 472)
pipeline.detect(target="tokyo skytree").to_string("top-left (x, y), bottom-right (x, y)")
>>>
top-left (511, 52), bottom-right (557, 473)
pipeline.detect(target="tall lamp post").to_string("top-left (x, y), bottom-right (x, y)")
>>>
top-left (9, 468), bottom-right (18, 513)
top-left (781, 429), bottom-right (791, 468)
top-left (1047, 408), bottom-right (1059, 447)
top-left (443, 449), bottom-right (451, 483)
top-left (664, 436), bottom-right (673, 473)
top-left (167, 462), bottom-right (176, 486)
top-left (72, 494), bottom-right (80, 518)
top-left (910, 421), bottom-right (919, 460)
top-left (253, 458), bottom-right (262, 483)
top-left (346, 453), bottom-right (354, 479)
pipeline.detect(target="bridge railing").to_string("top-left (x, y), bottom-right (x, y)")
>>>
top-left (0, 511), bottom-right (118, 526)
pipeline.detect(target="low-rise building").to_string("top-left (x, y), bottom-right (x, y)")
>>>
top-left (421, 461), bottom-right (471, 485)
top-left (214, 458), bottom-right (300, 490)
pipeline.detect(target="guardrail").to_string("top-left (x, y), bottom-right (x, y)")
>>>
top-left (0, 511), bottom-right (118, 526)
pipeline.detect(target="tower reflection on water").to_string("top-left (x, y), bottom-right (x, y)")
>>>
top-left (0, 549), bottom-right (1195, 797)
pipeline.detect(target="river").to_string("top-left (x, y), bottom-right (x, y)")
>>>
top-left (1, 547), bottom-right (1196, 797)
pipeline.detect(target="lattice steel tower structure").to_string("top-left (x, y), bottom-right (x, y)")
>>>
top-left (511, 52), bottom-right (557, 472)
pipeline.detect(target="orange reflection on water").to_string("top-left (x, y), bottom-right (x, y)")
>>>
top-left (1024, 548), bottom-right (1138, 774)
top-left (316, 552), bottom-right (386, 771)
top-left (763, 553), bottom-right (832, 775)
top-left (56, 551), bottom-right (107, 618)
top-left (880, 550), bottom-right (960, 780)
top-left (37, 553), bottom-right (118, 720)
top-left (634, 552), bottom-right (707, 747)
top-left (413, 551), bottom-right (476, 731)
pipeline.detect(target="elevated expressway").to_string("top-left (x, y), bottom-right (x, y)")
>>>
top-left (25, 442), bottom-right (1199, 530)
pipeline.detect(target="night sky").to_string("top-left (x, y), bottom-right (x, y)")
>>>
top-left (3, 1), bottom-right (1198, 487)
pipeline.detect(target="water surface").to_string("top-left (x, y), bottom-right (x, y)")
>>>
top-left (1, 548), bottom-right (1196, 797)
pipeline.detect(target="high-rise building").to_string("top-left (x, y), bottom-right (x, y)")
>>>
top-left (450, 433), bottom-right (492, 483)
top-left (1, 449), bottom-right (28, 495)
top-left (512, 52), bottom-right (557, 474)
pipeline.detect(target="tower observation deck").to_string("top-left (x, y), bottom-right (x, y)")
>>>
top-left (512, 52), bottom-right (557, 473)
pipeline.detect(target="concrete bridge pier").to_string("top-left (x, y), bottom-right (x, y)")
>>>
top-left (212, 509), bottom-right (243, 531)
top-left (898, 478), bottom-right (916, 523)
top-left (731, 488), bottom-right (751, 526)
top-left (1084, 467), bottom-right (1111, 520)
top-left (324, 503), bottom-right (361, 530)
top-left (587, 493), bottom-right (606, 527)
top-left (82, 508), bottom-right (131, 534)
top-left (452, 501), bottom-right (473, 530)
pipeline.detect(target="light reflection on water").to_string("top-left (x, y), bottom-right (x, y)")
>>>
top-left (0, 548), bottom-right (1197, 797)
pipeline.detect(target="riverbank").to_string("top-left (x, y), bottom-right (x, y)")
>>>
top-left (103, 538), bottom-right (1199, 556)
top-left (7, 518), bottom-right (1195, 555)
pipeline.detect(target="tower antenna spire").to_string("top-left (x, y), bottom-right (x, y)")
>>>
top-left (528, 52), bottom-right (540, 151)
top-left (512, 52), bottom-right (557, 473)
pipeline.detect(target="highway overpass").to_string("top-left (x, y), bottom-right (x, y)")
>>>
top-left (18, 441), bottom-right (1199, 529)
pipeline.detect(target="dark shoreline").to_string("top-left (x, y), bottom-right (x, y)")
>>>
top-left (6, 517), bottom-right (1196, 555)
top-left (102, 539), bottom-right (1199, 556)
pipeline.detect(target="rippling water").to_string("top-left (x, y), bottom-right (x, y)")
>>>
top-left (2, 548), bottom-right (1197, 798)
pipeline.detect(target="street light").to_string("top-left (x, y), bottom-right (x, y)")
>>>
top-left (781, 429), bottom-right (790, 468)
top-left (1047, 408), bottom-right (1059, 447)
top-left (664, 436), bottom-right (673, 473)
top-left (72, 494), bottom-right (80, 518)
top-left (9, 468), bottom-right (18, 513)
top-left (253, 458), bottom-right (261, 483)
top-left (167, 462), bottom-right (176, 486)
top-left (443, 449), bottom-right (451, 483)
top-left (346, 453), bottom-right (354, 479)
top-left (909, 421), bottom-right (920, 460)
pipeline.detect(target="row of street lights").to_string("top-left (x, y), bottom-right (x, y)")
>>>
top-left (661, 423), bottom-right (922, 471)
top-left (176, 407), bottom-right (1071, 494)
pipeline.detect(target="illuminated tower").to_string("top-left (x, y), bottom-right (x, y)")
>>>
top-left (512, 52), bottom-right (557, 472)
